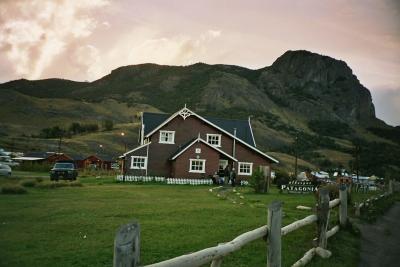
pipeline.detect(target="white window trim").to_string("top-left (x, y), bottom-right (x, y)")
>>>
top-left (159, 130), bottom-right (175, 144)
top-left (238, 162), bottom-right (253, 176)
top-left (189, 159), bottom-right (206, 173)
top-left (206, 133), bottom-right (222, 147)
top-left (130, 156), bottom-right (148, 170)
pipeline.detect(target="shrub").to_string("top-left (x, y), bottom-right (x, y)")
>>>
top-left (102, 119), bottom-right (114, 131)
top-left (20, 179), bottom-right (37, 187)
top-left (249, 169), bottom-right (265, 193)
top-left (1, 184), bottom-right (27, 194)
top-left (35, 177), bottom-right (43, 183)
top-left (15, 162), bottom-right (52, 172)
top-left (274, 170), bottom-right (290, 189)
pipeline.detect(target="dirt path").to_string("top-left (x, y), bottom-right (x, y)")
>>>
top-left (358, 202), bottom-right (400, 267)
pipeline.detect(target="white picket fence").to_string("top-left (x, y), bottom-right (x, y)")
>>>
top-left (116, 175), bottom-right (250, 186)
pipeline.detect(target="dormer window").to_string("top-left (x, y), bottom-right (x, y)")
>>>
top-left (206, 134), bottom-right (221, 147)
top-left (159, 130), bottom-right (175, 144)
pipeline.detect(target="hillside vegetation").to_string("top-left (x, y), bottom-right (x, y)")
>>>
top-left (0, 50), bottom-right (399, 176)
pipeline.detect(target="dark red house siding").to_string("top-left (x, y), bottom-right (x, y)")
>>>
top-left (171, 141), bottom-right (222, 179)
top-left (125, 145), bottom-right (149, 176)
top-left (46, 153), bottom-right (73, 164)
top-left (146, 115), bottom-right (235, 177)
top-left (234, 142), bottom-right (271, 180)
top-left (83, 155), bottom-right (114, 170)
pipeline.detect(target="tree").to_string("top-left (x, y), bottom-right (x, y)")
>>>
top-left (69, 122), bottom-right (82, 135)
top-left (103, 119), bottom-right (114, 131)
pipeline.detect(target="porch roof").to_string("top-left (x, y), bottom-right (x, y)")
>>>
top-left (170, 137), bottom-right (237, 162)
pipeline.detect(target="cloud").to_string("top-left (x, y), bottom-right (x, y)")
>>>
top-left (100, 27), bottom-right (223, 72)
top-left (0, 0), bottom-right (108, 80)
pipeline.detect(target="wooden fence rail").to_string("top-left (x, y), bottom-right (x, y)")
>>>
top-left (354, 179), bottom-right (397, 217)
top-left (114, 186), bottom-right (349, 267)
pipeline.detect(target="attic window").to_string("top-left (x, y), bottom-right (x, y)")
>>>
top-left (206, 134), bottom-right (221, 147)
top-left (159, 130), bottom-right (175, 144)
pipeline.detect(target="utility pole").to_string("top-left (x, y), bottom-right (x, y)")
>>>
top-left (355, 144), bottom-right (360, 183)
top-left (121, 132), bottom-right (127, 182)
top-left (57, 136), bottom-right (62, 153)
top-left (294, 134), bottom-right (298, 178)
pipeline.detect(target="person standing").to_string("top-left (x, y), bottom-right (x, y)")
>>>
top-left (230, 168), bottom-right (236, 187)
top-left (218, 167), bottom-right (225, 185)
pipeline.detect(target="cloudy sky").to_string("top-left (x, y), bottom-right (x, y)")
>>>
top-left (0, 0), bottom-right (399, 125)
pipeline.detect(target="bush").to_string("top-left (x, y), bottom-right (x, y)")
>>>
top-left (249, 169), bottom-right (265, 193)
top-left (1, 184), bottom-right (27, 194)
top-left (20, 179), bottom-right (37, 187)
top-left (274, 170), bottom-right (290, 189)
top-left (102, 119), bottom-right (114, 131)
top-left (15, 162), bottom-right (52, 172)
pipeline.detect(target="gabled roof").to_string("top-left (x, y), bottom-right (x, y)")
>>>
top-left (68, 154), bottom-right (86, 161)
top-left (143, 110), bottom-right (256, 147)
top-left (143, 107), bottom-right (279, 164)
top-left (91, 154), bottom-right (116, 162)
top-left (143, 113), bottom-right (170, 135)
top-left (170, 137), bottom-right (237, 162)
top-left (24, 151), bottom-right (55, 159)
top-left (119, 142), bottom-right (151, 158)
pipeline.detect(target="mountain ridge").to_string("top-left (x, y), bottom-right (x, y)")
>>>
top-left (1, 50), bottom-right (398, 176)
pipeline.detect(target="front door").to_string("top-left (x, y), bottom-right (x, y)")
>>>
top-left (219, 159), bottom-right (228, 170)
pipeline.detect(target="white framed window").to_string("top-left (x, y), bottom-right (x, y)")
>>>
top-left (206, 134), bottom-right (221, 147)
top-left (195, 148), bottom-right (201, 154)
top-left (238, 162), bottom-right (253, 175)
top-left (189, 159), bottom-right (206, 173)
top-left (159, 130), bottom-right (175, 144)
top-left (131, 156), bottom-right (147, 169)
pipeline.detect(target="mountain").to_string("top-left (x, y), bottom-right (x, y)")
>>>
top-left (0, 50), bottom-right (399, 176)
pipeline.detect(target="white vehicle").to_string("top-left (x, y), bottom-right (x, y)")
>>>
top-left (0, 163), bottom-right (12, 176)
top-left (1, 159), bottom-right (20, 167)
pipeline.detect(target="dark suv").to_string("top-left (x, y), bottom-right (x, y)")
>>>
top-left (50, 161), bottom-right (78, 181)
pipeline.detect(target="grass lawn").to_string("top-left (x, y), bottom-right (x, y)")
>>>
top-left (0, 174), bottom-right (362, 267)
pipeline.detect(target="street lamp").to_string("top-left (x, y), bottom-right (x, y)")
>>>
top-left (120, 132), bottom-right (127, 182)
top-left (121, 132), bottom-right (126, 152)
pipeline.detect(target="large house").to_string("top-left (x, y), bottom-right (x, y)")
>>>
top-left (121, 106), bottom-right (278, 180)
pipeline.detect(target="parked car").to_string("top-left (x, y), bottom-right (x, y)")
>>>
top-left (0, 159), bottom-right (20, 167)
top-left (0, 163), bottom-right (12, 176)
top-left (50, 161), bottom-right (78, 181)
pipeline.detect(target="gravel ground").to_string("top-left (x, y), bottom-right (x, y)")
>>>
top-left (358, 202), bottom-right (400, 267)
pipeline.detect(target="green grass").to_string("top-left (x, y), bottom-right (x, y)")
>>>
top-left (0, 174), bottom-right (361, 267)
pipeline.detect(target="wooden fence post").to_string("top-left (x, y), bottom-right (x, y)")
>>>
top-left (210, 243), bottom-right (225, 267)
top-left (262, 166), bottom-right (271, 194)
top-left (317, 188), bottom-right (330, 249)
top-left (355, 203), bottom-right (361, 217)
top-left (339, 184), bottom-right (348, 227)
top-left (113, 221), bottom-right (140, 267)
top-left (267, 201), bottom-right (282, 267)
